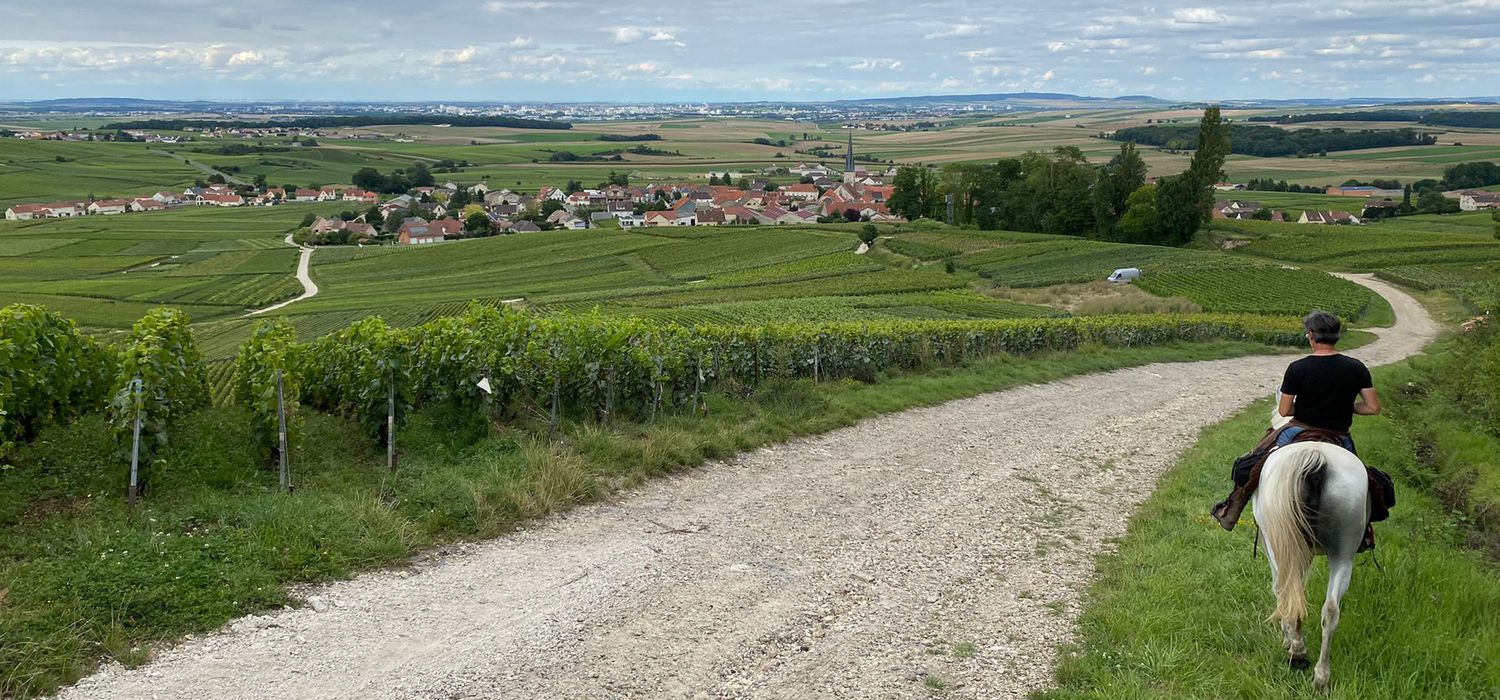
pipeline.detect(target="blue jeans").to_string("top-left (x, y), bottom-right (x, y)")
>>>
top-left (1276, 425), bottom-right (1356, 454)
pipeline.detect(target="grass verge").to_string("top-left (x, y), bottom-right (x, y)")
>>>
top-left (1038, 362), bottom-right (1500, 699)
top-left (0, 339), bottom-right (1283, 697)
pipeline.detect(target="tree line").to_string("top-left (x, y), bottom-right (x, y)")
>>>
top-left (1246, 110), bottom-right (1422, 124)
top-left (1109, 123), bottom-right (1435, 157)
top-left (103, 114), bottom-right (571, 131)
top-left (889, 107), bottom-right (1231, 247)
top-left (1247, 110), bottom-right (1500, 130)
top-left (351, 162), bottom-right (437, 193)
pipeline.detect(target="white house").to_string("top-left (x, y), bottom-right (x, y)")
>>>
top-left (5, 204), bottom-right (47, 220)
top-left (1459, 192), bottom-right (1500, 211)
top-left (87, 199), bottom-right (130, 215)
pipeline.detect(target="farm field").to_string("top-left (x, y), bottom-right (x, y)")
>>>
top-left (8, 106), bottom-right (1499, 208)
top-left (0, 204), bottom-right (342, 327)
top-left (3, 106), bottom-right (1499, 700)
top-left (16, 198), bottom-right (1495, 362)
top-left (0, 140), bottom-right (204, 208)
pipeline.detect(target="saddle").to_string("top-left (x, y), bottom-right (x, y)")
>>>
top-left (1232, 423), bottom-right (1395, 524)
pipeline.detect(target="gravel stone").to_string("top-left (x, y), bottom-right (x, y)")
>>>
top-left (56, 274), bottom-right (1431, 700)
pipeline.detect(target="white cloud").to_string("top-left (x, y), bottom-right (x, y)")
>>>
top-left (924, 24), bottom-right (982, 39)
top-left (611, 27), bottom-right (677, 45)
top-left (1046, 42), bottom-right (1068, 52)
top-left (483, 1), bottom-right (549, 11)
top-left (227, 50), bottom-right (264, 66)
top-left (611, 27), bottom-right (647, 44)
top-left (1172, 8), bottom-right (1226, 24)
top-left (1141, 66), bottom-right (1157, 75)
top-left (508, 36), bottom-right (534, 48)
top-left (434, 46), bottom-right (479, 65)
top-left (848, 58), bottom-right (903, 71)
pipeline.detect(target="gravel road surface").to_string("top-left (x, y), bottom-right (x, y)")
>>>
top-left (59, 274), bottom-right (1434, 699)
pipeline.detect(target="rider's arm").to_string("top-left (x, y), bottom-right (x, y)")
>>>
top-left (1278, 392), bottom-right (1296, 417)
top-left (1354, 387), bottom-right (1381, 415)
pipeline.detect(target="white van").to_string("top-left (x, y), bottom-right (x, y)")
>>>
top-left (1108, 267), bottom-right (1141, 283)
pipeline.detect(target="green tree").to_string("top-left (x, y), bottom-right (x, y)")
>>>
top-left (464, 211), bottom-right (492, 235)
top-left (407, 162), bottom-right (434, 188)
top-left (1416, 190), bottom-right (1459, 214)
top-left (1400, 184), bottom-right (1415, 214)
top-left (564, 180), bottom-right (584, 194)
top-left (1119, 184), bottom-right (1159, 244)
top-left (939, 162), bottom-right (986, 225)
top-left (1153, 174), bottom-right (1200, 246)
top-left (1186, 106), bottom-right (1231, 224)
top-left (859, 224), bottom-right (878, 246)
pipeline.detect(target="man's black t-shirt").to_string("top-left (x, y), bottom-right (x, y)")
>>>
top-left (1280, 354), bottom-right (1373, 432)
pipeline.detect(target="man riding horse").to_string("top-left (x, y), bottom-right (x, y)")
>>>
top-left (1211, 311), bottom-right (1395, 550)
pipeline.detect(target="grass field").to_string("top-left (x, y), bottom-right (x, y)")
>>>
top-left (0, 339), bottom-right (1288, 698)
top-left (7, 107), bottom-right (1497, 208)
top-left (0, 204), bottom-right (343, 326)
top-left (3, 196), bottom-right (1436, 361)
top-left (1040, 387), bottom-right (1500, 699)
top-left (0, 140), bottom-right (204, 207)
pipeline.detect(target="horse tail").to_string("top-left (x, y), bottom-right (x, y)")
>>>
top-left (1260, 446), bottom-right (1324, 627)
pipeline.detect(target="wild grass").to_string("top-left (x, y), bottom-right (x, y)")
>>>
top-left (0, 340), bottom-right (1281, 697)
top-left (1039, 365), bottom-right (1500, 699)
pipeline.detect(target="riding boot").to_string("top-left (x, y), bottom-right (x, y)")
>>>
top-left (1210, 483), bottom-right (1254, 531)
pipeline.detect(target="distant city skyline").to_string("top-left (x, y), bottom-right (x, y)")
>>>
top-left (2, 1), bottom-right (1497, 103)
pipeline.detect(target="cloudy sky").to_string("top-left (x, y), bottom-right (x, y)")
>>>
top-left (2, 0), bottom-right (1498, 102)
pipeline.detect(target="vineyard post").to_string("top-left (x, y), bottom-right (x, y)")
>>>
top-left (692, 357), bottom-right (703, 412)
top-left (127, 377), bottom-right (142, 513)
top-left (602, 366), bottom-right (613, 424)
top-left (812, 341), bottom-right (821, 383)
top-left (549, 373), bottom-right (561, 440)
top-left (386, 371), bottom-right (396, 470)
top-left (483, 366), bottom-right (497, 422)
top-left (276, 369), bottom-right (290, 492)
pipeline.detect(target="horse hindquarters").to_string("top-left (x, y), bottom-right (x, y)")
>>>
top-left (1312, 462), bottom-right (1368, 693)
top-left (1255, 448), bottom-right (1323, 629)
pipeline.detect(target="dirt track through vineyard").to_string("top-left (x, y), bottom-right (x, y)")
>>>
top-left (59, 274), bottom-right (1435, 700)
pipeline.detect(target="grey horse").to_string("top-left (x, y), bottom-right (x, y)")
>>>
top-left (1253, 404), bottom-right (1369, 694)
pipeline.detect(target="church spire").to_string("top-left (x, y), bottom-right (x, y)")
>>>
top-left (844, 125), bottom-right (855, 172)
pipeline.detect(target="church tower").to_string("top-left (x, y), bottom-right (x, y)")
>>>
top-left (844, 126), bottom-right (855, 173)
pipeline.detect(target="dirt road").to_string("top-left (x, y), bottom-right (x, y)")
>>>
top-left (245, 234), bottom-right (318, 317)
top-left (59, 275), bottom-right (1435, 699)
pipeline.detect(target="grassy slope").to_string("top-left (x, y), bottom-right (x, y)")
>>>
top-left (1039, 371), bottom-right (1500, 699)
top-left (0, 340), bottom-right (1283, 698)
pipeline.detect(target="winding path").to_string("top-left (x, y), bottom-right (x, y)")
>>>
top-left (60, 276), bottom-right (1436, 700)
top-left (151, 148), bottom-right (248, 187)
top-left (245, 234), bottom-right (318, 317)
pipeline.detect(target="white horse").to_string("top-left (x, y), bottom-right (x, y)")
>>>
top-left (1254, 403), bottom-right (1369, 693)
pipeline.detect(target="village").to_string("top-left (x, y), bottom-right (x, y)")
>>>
top-left (2, 147), bottom-right (913, 245)
top-left (6, 131), bottom-right (1497, 244)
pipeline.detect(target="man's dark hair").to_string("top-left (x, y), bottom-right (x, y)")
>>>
top-left (1303, 310), bottom-right (1342, 345)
